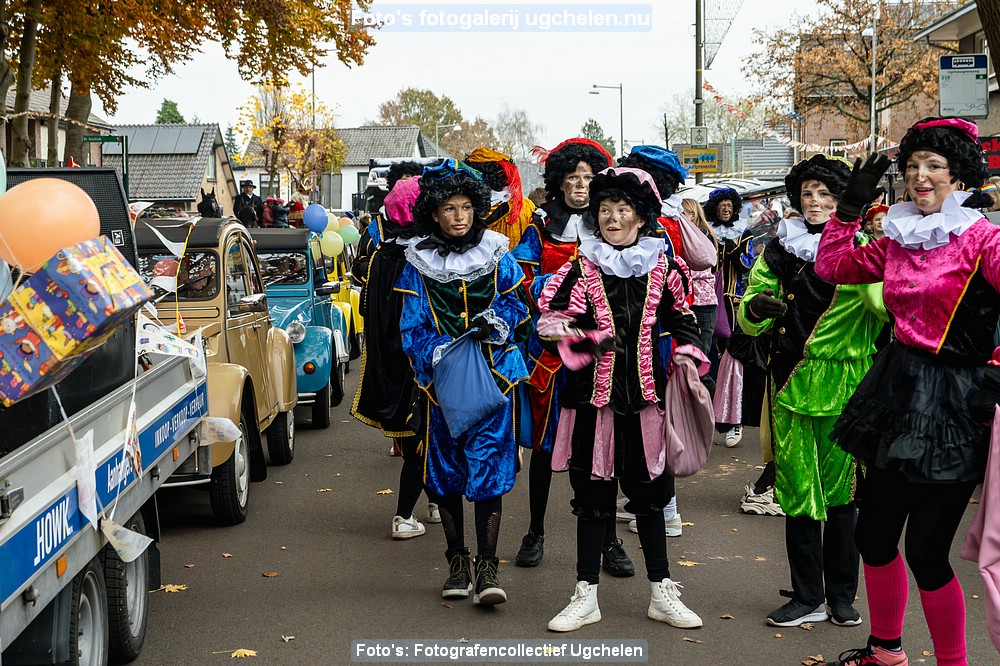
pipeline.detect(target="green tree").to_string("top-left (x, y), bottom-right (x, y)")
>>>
top-left (580, 118), bottom-right (615, 157)
top-left (376, 87), bottom-right (463, 141)
top-left (224, 124), bottom-right (240, 158)
top-left (155, 99), bottom-right (185, 124)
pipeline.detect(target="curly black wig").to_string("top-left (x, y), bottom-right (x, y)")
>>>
top-left (617, 153), bottom-right (682, 200)
top-left (464, 159), bottom-right (507, 192)
top-left (543, 140), bottom-right (614, 202)
top-left (412, 171), bottom-right (492, 238)
top-left (589, 168), bottom-right (662, 232)
top-left (387, 161), bottom-right (426, 192)
top-left (784, 154), bottom-right (852, 214)
top-left (703, 188), bottom-right (743, 224)
top-left (898, 117), bottom-right (989, 189)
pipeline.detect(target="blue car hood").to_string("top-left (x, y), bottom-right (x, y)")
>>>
top-left (268, 297), bottom-right (312, 329)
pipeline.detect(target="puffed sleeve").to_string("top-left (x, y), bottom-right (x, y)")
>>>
top-left (658, 257), bottom-right (703, 350)
top-left (815, 214), bottom-right (888, 284)
top-left (737, 251), bottom-right (781, 337)
top-left (481, 253), bottom-right (532, 346)
top-left (394, 264), bottom-right (454, 389)
top-left (738, 229), bottom-right (756, 271)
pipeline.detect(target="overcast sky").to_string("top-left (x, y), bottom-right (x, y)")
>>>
top-left (103, 0), bottom-right (817, 152)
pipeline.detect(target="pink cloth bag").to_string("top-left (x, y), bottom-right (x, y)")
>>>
top-left (961, 405), bottom-right (1000, 655)
top-left (663, 353), bottom-right (714, 477)
top-left (678, 216), bottom-right (718, 272)
top-left (713, 349), bottom-right (744, 425)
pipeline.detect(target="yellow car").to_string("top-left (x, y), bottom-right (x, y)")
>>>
top-left (324, 241), bottom-right (364, 367)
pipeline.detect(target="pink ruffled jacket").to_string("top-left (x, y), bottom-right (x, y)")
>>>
top-left (816, 215), bottom-right (1000, 365)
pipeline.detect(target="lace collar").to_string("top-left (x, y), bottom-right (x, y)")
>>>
top-left (405, 229), bottom-right (509, 283)
top-left (709, 217), bottom-right (748, 242)
top-left (777, 217), bottom-right (821, 262)
top-left (578, 236), bottom-right (665, 278)
top-left (660, 194), bottom-right (685, 221)
top-left (882, 191), bottom-right (983, 251)
top-left (538, 200), bottom-right (596, 243)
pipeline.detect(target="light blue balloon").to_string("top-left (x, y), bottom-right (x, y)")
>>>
top-left (0, 259), bottom-right (10, 301)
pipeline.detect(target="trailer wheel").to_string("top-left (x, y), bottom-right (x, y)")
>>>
top-left (69, 557), bottom-right (109, 666)
top-left (210, 410), bottom-right (251, 525)
top-left (266, 409), bottom-right (295, 464)
top-left (103, 510), bottom-right (149, 663)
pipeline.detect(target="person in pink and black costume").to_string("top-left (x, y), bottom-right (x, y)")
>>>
top-left (815, 117), bottom-right (999, 666)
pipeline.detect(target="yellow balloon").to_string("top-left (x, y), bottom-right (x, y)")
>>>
top-left (327, 211), bottom-right (338, 228)
top-left (319, 229), bottom-right (344, 257)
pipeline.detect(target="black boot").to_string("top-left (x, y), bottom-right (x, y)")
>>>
top-left (515, 530), bottom-right (544, 567)
top-left (601, 538), bottom-right (635, 577)
top-left (473, 556), bottom-right (507, 606)
top-left (442, 548), bottom-right (472, 599)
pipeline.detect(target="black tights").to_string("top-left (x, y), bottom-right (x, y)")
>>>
top-left (528, 449), bottom-right (553, 535)
top-left (394, 436), bottom-right (425, 519)
top-left (855, 466), bottom-right (977, 591)
top-left (427, 491), bottom-right (502, 561)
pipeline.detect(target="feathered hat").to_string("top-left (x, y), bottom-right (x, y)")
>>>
top-left (588, 166), bottom-right (663, 230)
top-left (783, 154), bottom-right (852, 215)
top-left (533, 138), bottom-right (614, 202)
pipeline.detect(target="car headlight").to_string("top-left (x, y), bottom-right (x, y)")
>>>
top-left (286, 321), bottom-right (306, 344)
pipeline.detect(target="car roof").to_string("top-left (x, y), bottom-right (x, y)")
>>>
top-left (135, 217), bottom-right (240, 250)
top-left (247, 228), bottom-right (311, 251)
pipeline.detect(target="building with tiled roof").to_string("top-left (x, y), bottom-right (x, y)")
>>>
top-left (101, 124), bottom-right (238, 213)
top-left (1, 84), bottom-right (112, 164)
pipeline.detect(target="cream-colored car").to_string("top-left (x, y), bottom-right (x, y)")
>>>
top-left (137, 218), bottom-right (297, 525)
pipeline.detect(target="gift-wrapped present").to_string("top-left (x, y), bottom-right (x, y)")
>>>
top-left (0, 236), bottom-right (152, 406)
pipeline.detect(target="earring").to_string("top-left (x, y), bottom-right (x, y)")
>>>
top-left (959, 181), bottom-right (966, 190)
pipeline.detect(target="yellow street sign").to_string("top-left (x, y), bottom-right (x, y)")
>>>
top-left (681, 148), bottom-right (719, 173)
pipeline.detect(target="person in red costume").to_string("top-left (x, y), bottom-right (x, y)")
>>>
top-left (815, 117), bottom-right (999, 666)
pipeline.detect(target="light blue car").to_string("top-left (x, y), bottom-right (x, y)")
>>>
top-left (250, 229), bottom-right (349, 428)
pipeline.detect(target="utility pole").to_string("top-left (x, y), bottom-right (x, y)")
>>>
top-left (695, 0), bottom-right (704, 184)
top-left (663, 113), bottom-right (669, 149)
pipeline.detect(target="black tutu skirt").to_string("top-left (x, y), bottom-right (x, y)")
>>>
top-left (832, 341), bottom-right (989, 484)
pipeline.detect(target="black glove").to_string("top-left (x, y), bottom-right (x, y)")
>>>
top-left (746, 288), bottom-right (787, 322)
top-left (469, 314), bottom-right (496, 341)
top-left (569, 333), bottom-right (624, 361)
top-left (837, 153), bottom-right (892, 222)
top-left (968, 365), bottom-right (1000, 422)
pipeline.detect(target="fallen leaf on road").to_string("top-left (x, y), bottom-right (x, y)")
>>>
top-left (262, 572), bottom-right (279, 577)
top-left (682, 637), bottom-right (703, 644)
top-left (801, 656), bottom-right (824, 666)
top-left (676, 561), bottom-right (700, 566)
top-left (223, 553), bottom-right (233, 558)
top-left (681, 521), bottom-right (695, 526)
top-left (157, 584), bottom-right (187, 593)
top-left (755, 556), bottom-right (767, 561)
top-left (969, 497), bottom-right (978, 504)
top-left (274, 481), bottom-right (283, 485)
top-left (281, 636), bottom-right (295, 643)
top-left (335, 473), bottom-right (341, 477)
top-left (799, 623), bottom-right (814, 631)
top-left (341, 419), bottom-right (350, 423)
top-left (720, 613), bottom-right (734, 619)
top-left (773, 633), bottom-right (782, 639)
top-left (217, 648), bottom-right (256, 658)
top-left (499, 559), bottom-right (510, 564)
top-left (280, 546), bottom-right (287, 550)
top-left (184, 564), bottom-right (196, 568)
top-left (441, 603), bottom-right (453, 609)
top-left (458, 638), bottom-right (469, 643)
top-left (922, 651), bottom-right (933, 656)
top-left (324, 454), bottom-right (332, 458)
top-left (972, 594), bottom-right (979, 599)
top-left (317, 488), bottom-right (332, 492)
top-left (708, 556), bottom-right (727, 560)
top-left (376, 488), bottom-right (394, 495)
top-left (732, 528), bottom-right (738, 532)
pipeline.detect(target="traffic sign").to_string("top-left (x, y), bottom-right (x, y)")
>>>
top-left (83, 135), bottom-right (121, 143)
top-left (939, 54), bottom-right (989, 118)
top-left (690, 126), bottom-right (709, 148)
top-left (681, 148), bottom-right (718, 173)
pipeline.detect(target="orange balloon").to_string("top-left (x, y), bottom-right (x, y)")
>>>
top-left (0, 178), bottom-right (100, 271)
top-left (338, 216), bottom-right (353, 228)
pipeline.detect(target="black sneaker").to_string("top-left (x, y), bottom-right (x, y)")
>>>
top-left (601, 538), bottom-right (635, 577)
top-left (473, 556), bottom-right (507, 605)
top-left (766, 596), bottom-right (829, 627)
top-left (441, 549), bottom-right (472, 599)
top-left (827, 602), bottom-right (863, 627)
top-left (515, 531), bottom-right (544, 567)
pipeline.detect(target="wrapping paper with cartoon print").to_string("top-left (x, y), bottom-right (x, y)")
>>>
top-left (0, 237), bottom-right (152, 406)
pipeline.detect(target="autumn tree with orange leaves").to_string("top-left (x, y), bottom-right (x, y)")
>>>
top-left (744, 0), bottom-right (957, 142)
top-left (1, 0), bottom-right (375, 168)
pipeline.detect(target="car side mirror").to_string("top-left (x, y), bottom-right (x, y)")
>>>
top-left (315, 281), bottom-right (341, 296)
top-left (232, 293), bottom-right (268, 314)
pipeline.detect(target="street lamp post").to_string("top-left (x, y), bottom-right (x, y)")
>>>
top-left (590, 83), bottom-right (623, 158)
top-left (863, 6), bottom-right (880, 145)
top-left (435, 122), bottom-right (462, 157)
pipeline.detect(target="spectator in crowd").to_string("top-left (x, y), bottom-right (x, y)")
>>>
top-left (235, 179), bottom-right (263, 228)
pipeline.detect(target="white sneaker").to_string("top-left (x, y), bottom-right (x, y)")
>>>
top-left (724, 425), bottom-right (743, 448)
top-left (740, 485), bottom-right (786, 517)
top-left (628, 514), bottom-right (683, 537)
top-left (391, 515), bottom-right (426, 540)
top-left (615, 497), bottom-right (634, 522)
top-left (426, 503), bottom-right (441, 524)
top-left (548, 581), bottom-right (601, 632)
top-left (648, 578), bottom-right (703, 628)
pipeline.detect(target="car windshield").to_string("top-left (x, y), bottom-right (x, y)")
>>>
top-left (137, 251), bottom-right (219, 301)
top-left (257, 251), bottom-right (309, 286)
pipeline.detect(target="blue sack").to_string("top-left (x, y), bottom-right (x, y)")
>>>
top-left (434, 332), bottom-right (508, 438)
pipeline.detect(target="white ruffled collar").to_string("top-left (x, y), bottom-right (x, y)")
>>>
top-left (777, 217), bottom-right (820, 262)
top-left (579, 236), bottom-right (665, 278)
top-left (405, 230), bottom-right (509, 283)
top-left (882, 191), bottom-right (982, 250)
top-left (709, 217), bottom-right (748, 242)
top-left (660, 194), bottom-right (685, 221)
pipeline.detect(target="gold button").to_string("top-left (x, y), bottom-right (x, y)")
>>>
top-left (920, 256), bottom-right (927, 261)
top-left (909, 315), bottom-right (916, 322)
top-left (786, 294), bottom-right (795, 301)
top-left (778, 327), bottom-right (786, 334)
top-left (461, 312), bottom-right (468, 319)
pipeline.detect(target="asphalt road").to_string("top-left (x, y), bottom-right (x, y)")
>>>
top-left (136, 371), bottom-right (994, 665)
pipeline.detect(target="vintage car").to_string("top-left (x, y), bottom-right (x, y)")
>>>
top-left (136, 218), bottom-right (297, 525)
top-left (325, 238), bottom-right (364, 367)
top-left (249, 228), bottom-right (349, 428)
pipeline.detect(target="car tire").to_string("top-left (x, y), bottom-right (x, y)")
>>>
top-left (349, 329), bottom-right (363, 362)
top-left (69, 556), bottom-right (109, 666)
top-left (103, 510), bottom-right (148, 664)
top-left (266, 409), bottom-right (295, 465)
top-left (329, 361), bottom-right (346, 409)
top-left (210, 411), bottom-right (251, 526)
top-left (312, 380), bottom-right (332, 428)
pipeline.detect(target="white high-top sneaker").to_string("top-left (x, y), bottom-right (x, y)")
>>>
top-left (548, 581), bottom-right (601, 632)
top-left (648, 578), bottom-right (703, 628)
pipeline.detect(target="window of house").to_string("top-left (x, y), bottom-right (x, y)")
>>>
top-left (975, 31), bottom-right (996, 88)
top-left (207, 151), bottom-right (217, 181)
top-left (829, 140), bottom-right (847, 158)
top-left (357, 171), bottom-right (369, 193)
top-left (260, 173), bottom-right (280, 199)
